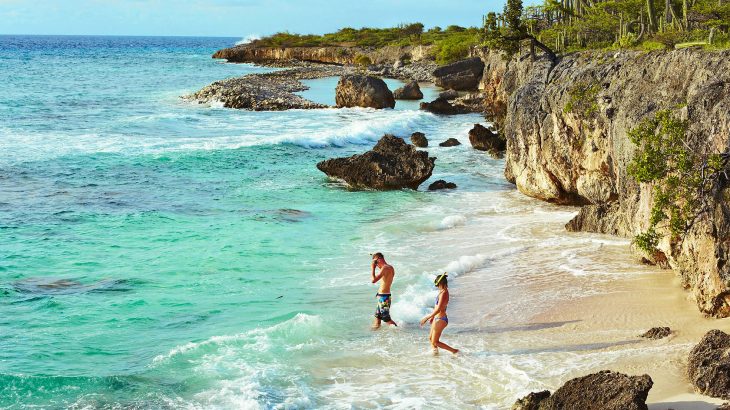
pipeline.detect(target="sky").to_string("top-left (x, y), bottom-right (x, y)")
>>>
top-left (0, 0), bottom-right (508, 37)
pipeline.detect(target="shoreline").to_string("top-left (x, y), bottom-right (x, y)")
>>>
top-left (527, 257), bottom-right (730, 408)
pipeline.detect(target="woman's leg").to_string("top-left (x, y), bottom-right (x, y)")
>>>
top-left (432, 320), bottom-right (459, 354)
top-left (429, 321), bottom-right (438, 353)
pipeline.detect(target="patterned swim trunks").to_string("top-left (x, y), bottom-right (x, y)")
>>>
top-left (374, 293), bottom-right (392, 322)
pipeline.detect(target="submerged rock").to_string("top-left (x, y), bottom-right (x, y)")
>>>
top-left (420, 97), bottom-right (470, 115)
top-left (393, 80), bottom-right (424, 100)
top-left (468, 123), bottom-right (505, 158)
top-left (439, 138), bottom-right (461, 147)
top-left (428, 180), bottom-right (457, 190)
top-left (432, 57), bottom-right (485, 91)
top-left (410, 132), bottom-right (428, 148)
top-left (640, 327), bottom-right (671, 340)
top-left (688, 329), bottom-right (730, 399)
top-left (335, 75), bottom-right (395, 109)
top-left (513, 371), bottom-right (653, 410)
top-left (316, 135), bottom-right (435, 190)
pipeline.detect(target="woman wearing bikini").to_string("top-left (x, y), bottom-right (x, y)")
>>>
top-left (420, 273), bottom-right (459, 355)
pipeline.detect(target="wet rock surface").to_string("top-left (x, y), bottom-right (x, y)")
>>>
top-left (316, 135), bottom-right (435, 190)
top-left (410, 132), bottom-right (428, 148)
top-left (335, 75), bottom-right (395, 109)
top-left (428, 180), bottom-right (457, 190)
top-left (432, 57), bottom-right (485, 91)
top-left (468, 123), bottom-right (505, 158)
top-left (513, 371), bottom-right (653, 410)
top-left (688, 329), bottom-right (730, 399)
top-left (393, 80), bottom-right (423, 100)
top-left (439, 138), bottom-right (461, 147)
top-left (439, 89), bottom-right (459, 100)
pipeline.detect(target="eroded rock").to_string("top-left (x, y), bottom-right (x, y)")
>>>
top-left (420, 97), bottom-right (470, 115)
top-left (433, 57), bottom-right (485, 91)
top-left (513, 371), bottom-right (653, 410)
top-left (410, 132), bottom-right (428, 148)
top-left (640, 327), bottom-right (671, 340)
top-left (468, 123), bottom-right (505, 158)
top-left (439, 89), bottom-right (459, 100)
top-left (335, 75), bottom-right (395, 109)
top-left (393, 80), bottom-right (424, 100)
top-left (316, 135), bottom-right (435, 190)
top-left (428, 180), bottom-right (457, 190)
top-left (688, 329), bottom-right (730, 400)
top-left (439, 138), bottom-right (461, 147)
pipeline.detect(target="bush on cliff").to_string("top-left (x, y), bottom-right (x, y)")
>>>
top-left (627, 110), bottom-right (730, 253)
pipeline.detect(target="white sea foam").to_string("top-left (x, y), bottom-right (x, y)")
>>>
top-left (235, 35), bottom-right (261, 46)
top-left (438, 215), bottom-right (467, 230)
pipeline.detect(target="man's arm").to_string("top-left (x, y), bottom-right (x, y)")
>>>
top-left (372, 265), bottom-right (391, 283)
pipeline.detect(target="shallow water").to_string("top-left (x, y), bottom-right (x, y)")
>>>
top-left (0, 36), bottom-right (682, 409)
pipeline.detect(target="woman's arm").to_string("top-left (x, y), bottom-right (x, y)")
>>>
top-left (420, 292), bottom-right (445, 326)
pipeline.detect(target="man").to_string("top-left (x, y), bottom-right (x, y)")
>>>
top-left (371, 252), bottom-right (398, 329)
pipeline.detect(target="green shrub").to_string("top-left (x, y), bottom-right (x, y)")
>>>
top-left (432, 32), bottom-right (480, 64)
top-left (564, 81), bottom-right (601, 118)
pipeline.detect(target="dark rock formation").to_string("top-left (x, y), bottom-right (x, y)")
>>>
top-left (468, 123), bottom-right (505, 158)
top-left (335, 75), bottom-right (395, 109)
top-left (477, 46), bottom-right (730, 316)
top-left (640, 327), bottom-right (671, 340)
top-left (688, 329), bottom-right (730, 399)
top-left (316, 135), bottom-right (435, 190)
top-left (410, 132), bottom-right (428, 148)
top-left (439, 138), bottom-right (461, 147)
top-left (433, 57), bottom-right (485, 91)
top-left (428, 180), bottom-right (457, 190)
top-left (513, 371), bottom-right (653, 410)
top-left (393, 81), bottom-right (424, 100)
top-left (420, 97), bottom-right (470, 115)
top-left (439, 89), bottom-right (460, 100)
top-left (512, 391), bottom-right (551, 410)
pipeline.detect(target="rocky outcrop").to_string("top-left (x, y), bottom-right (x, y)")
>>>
top-left (410, 132), bottom-right (428, 148)
top-left (335, 75), bottom-right (395, 109)
top-left (428, 180), bottom-right (457, 190)
top-left (185, 66), bottom-right (338, 110)
top-left (393, 81), bottom-right (423, 100)
top-left (420, 97), bottom-right (470, 115)
top-left (482, 47), bottom-right (730, 316)
top-left (316, 135), bottom-right (435, 190)
top-left (213, 44), bottom-right (434, 66)
top-left (513, 371), bottom-right (653, 410)
top-left (439, 89), bottom-right (459, 100)
top-left (688, 329), bottom-right (730, 399)
top-left (640, 327), bottom-right (671, 340)
top-left (469, 123), bottom-right (505, 158)
top-left (439, 138), bottom-right (461, 147)
top-left (433, 57), bottom-right (485, 91)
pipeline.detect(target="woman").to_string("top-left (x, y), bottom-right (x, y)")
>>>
top-left (420, 273), bottom-right (459, 354)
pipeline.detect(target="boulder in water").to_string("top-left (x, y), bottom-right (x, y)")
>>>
top-left (420, 97), bottom-right (470, 115)
top-left (316, 135), bottom-right (435, 190)
top-left (432, 57), bottom-right (485, 91)
top-left (335, 75), bottom-right (395, 109)
top-left (688, 329), bottom-right (730, 399)
top-left (393, 80), bottom-right (424, 100)
top-left (428, 180), bottom-right (457, 190)
top-left (410, 132), bottom-right (428, 148)
top-left (439, 89), bottom-right (460, 100)
top-left (468, 123), bottom-right (505, 158)
top-left (439, 138), bottom-right (461, 147)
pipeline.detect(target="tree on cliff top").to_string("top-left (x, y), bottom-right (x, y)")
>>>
top-left (484, 0), bottom-right (557, 62)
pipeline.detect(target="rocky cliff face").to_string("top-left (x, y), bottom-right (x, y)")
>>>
top-left (213, 44), bottom-right (433, 65)
top-left (479, 48), bottom-right (730, 317)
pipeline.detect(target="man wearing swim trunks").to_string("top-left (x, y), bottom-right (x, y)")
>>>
top-left (371, 252), bottom-right (398, 329)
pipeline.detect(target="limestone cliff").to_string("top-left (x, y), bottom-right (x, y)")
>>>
top-left (478, 48), bottom-right (730, 317)
top-left (213, 44), bottom-right (433, 65)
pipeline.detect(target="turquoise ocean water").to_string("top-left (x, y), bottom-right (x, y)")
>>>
top-left (0, 36), bottom-right (671, 409)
